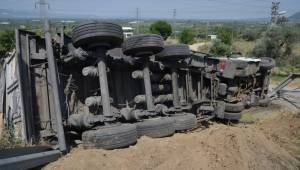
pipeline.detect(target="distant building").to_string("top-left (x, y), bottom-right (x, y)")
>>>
top-left (60, 20), bottom-right (75, 23)
top-left (20, 25), bottom-right (26, 29)
top-left (0, 22), bottom-right (10, 25)
top-left (122, 27), bottom-right (134, 38)
top-left (208, 34), bottom-right (217, 40)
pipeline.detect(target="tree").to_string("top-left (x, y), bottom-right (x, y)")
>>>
top-left (0, 30), bottom-right (15, 56)
top-left (216, 27), bottom-right (233, 45)
top-left (149, 20), bottom-right (172, 40)
top-left (179, 28), bottom-right (195, 44)
top-left (209, 39), bottom-right (232, 57)
top-left (252, 26), bottom-right (296, 66)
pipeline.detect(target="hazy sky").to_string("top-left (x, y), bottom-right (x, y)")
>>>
top-left (1, 0), bottom-right (299, 19)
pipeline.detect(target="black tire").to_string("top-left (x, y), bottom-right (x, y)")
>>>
top-left (122, 34), bottom-right (164, 57)
top-left (82, 124), bottom-right (137, 150)
top-left (156, 44), bottom-right (190, 61)
top-left (171, 113), bottom-right (197, 131)
top-left (136, 117), bottom-right (175, 138)
top-left (72, 22), bottom-right (124, 49)
top-left (224, 112), bottom-right (242, 120)
top-left (224, 102), bottom-right (245, 113)
top-left (259, 57), bottom-right (275, 70)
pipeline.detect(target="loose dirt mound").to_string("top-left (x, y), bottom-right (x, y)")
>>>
top-left (45, 104), bottom-right (300, 170)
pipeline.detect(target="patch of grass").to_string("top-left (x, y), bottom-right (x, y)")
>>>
top-left (293, 42), bottom-right (300, 56)
top-left (271, 75), bottom-right (300, 87)
top-left (165, 37), bottom-right (179, 44)
top-left (272, 66), bottom-right (300, 76)
top-left (0, 130), bottom-right (27, 149)
top-left (271, 75), bottom-right (286, 82)
top-left (240, 113), bottom-right (256, 124)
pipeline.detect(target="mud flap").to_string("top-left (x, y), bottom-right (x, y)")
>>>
top-left (222, 61), bottom-right (236, 79)
top-left (215, 101), bottom-right (225, 119)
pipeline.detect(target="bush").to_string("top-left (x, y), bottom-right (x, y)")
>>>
top-left (0, 30), bottom-right (15, 56)
top-left (179, 28), bottom-right (195, 44)
top-left (242, 29), bottom-right (259, 41)
top-left (209, 39), bottom-right (232, 57)
top-left (149, 20), bottom-right (172, 40)
top-left (216, 27), bottom-right (233, 45)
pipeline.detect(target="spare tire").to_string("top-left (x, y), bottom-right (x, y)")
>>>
top-left (171, 113), bottom-right (197, 131)
top-left (136, 117), bottom-right (175, 138)
top-left (259, 57), bottom-right (275, 70)
top-left (72, 22), bottom-right (124, 49)
top-left (82, 123), bottom-right (137, 150)
top-left (122, 34), bottom-right (164, 57)
top-left (156, 44), bottom-right (190, 61)
top-left (224, 102), bottom-right (245, 113)
top-left (224, 112), bottom-right (242, 120)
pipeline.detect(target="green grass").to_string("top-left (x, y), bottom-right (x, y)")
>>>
top-left (271, 75), bottom-right (286, 82)
top-left (240, 113), bottom-right (256, 124)
top-left (271, 75), bottom-right (300, 87)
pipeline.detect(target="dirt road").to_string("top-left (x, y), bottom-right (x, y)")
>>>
top-left (44, 100), bottom-right (300, 170)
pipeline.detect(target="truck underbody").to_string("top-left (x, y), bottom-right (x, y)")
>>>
top-left (0, 21), bottom-right (299, 169)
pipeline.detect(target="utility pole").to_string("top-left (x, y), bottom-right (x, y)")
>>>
top-left (136, 8), bottom-right (140, 34)
top-left (172, 9), bottom-right (177, 39)
top-left (270, 1), bottom-right (287, 25)
top-left (271, 0), bottom-right (280, 25)
top-left (36, 0), bottom-right (67, 152)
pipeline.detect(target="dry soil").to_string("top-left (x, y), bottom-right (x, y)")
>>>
top-left (44, 100), bottom-right (300, 170)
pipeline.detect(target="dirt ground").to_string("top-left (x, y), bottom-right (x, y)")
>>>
top-left (44, 99), bottom-right (300, 170)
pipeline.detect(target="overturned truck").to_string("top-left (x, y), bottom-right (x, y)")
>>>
top-left (1, 22), bottom-right (275, 151)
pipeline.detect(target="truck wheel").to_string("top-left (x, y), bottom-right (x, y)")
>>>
top-left (224, 102), bottom-right (245, 113)
top-left (136, 117), bottom-right (175, 138)
top-left (171, 113), bottom-right (197, 131)
top-left (156, 44), bottom-right (190, 61)
top-left (224, 112), bottom-right (242, 120)
top-left (72, 22), bottom-right (124, 49)
top-left (82, 124), bottom-right (137, 150)
top-left (259, 57), bottom-right (275, 70)
top-left (122, 34), bottom-right (164, 57)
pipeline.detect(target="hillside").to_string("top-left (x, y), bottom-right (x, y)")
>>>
top-left (0, 9), bottom-right (38, 18)
top-left (289, 12), bottom-right (300, 21)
